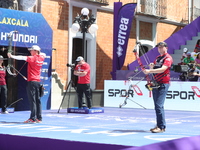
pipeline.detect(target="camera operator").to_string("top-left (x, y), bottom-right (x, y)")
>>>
top-left (191, 53), bottom-right (200, 81)
top-left (195, 53), bottom-right (200, 70)
top-left (66, 62), bottom-right (87, 107)
top-left (193, 72), bottom-right (200, 77)
top-left (74, 56), bottom-right (92, 109)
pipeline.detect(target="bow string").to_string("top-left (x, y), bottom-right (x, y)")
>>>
top-left (133, 42), bottom-right (151, 81)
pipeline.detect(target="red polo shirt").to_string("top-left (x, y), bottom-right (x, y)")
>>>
top-left (153, 53), bottom-right (173, 84)
top-left (0, 67), bottom-right (6, 85)
top-left (26, 55), bottom-right (45, 82)
top-left (75, 63), bottom-right (90, 84)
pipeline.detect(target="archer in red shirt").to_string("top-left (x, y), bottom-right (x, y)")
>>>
top-left (8, 45), bottom-right (46, 123)
top-left (143, 42), bottom-right (173, 133)
top-left (0, 55), bottom-right (8, 114)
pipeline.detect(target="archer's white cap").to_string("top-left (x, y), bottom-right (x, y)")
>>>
top-left (28, 45), bottom-right (41, 51)
top-left (76, 56), bottom-right (84, 61)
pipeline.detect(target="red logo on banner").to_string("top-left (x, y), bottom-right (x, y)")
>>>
top-left (132, 85), bottom-right (143, 96)
top-left (124, 80), bottom-right (152, 97)
top-left (191, 86), bottom-right (200, 98)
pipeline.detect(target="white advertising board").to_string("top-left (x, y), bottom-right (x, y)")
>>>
top-left (104, 80), bottom-right (200, 111)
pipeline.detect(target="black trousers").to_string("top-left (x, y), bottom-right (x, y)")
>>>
top-left (0, 85), bottom-right (7, 112)
top-left (77, 83), bottom-right (92, 108)
top-left (26, 81), bottom-right (42, 121)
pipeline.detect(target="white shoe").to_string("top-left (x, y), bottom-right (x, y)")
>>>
top-left (1, 111), bottom-right (9, 114)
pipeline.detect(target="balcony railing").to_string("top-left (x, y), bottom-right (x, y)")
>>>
top-left (0, 0), bottom-right (41, 13)
top-left (0, 0), bottom-right (18, 10)
top-left (84, 0), bottom-right (109, 6)
top-left (139, 0), bottom-right (167, 18)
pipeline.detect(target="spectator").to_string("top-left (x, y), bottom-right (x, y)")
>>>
top-left (183, 52), bottom-right (195, 65)
top-left (191, 49), bottom-right (198, 60)
top-left (180, 48), bottom-right (188, 63)
top-left (194, 39), bottom-right (200, 52)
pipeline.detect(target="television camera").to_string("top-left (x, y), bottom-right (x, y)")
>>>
top-left (172, 63), bottom-right (198, 81)
top-left (67, 62), bottom-right (79, 70)
top-left (66, 63), bottom-right (76, 68)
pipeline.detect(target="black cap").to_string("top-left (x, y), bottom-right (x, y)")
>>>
top-left (156, 42), bottom-right (168, 47)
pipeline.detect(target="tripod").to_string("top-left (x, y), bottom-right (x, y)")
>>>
top-left (119, 84), bottom-right (146, 109)
top-left (119, 96), bottom-right (146, 109)
top-left (57, 71), bottom-right (77, 113)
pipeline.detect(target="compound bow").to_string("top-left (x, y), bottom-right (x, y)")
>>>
top-left (7, 30), bottom-right (18, 76)
top-left (133, 42), bottom-right (160, 91)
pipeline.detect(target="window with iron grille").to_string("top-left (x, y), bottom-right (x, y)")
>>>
top-left (0, 0), bottom-right (41, 13)
top-left (140, 0), bottom-right (167, 18)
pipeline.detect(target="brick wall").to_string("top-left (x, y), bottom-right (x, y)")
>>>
top-left (156, 23), bottom-right (183, 43)
top-left (139, 21), bottom-right (153, 41)
top-left (41, 0), bottom-right (69, 85)
top-left (167, 0), bottom-right (189, 22)
top-left (96, 10), bottom-right (113, 89)
top-left (40, 0), bottom-right (189, 90)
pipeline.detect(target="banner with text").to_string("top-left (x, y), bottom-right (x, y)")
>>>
top-left (0, 8), bottom-right (52, 110)
top-left (111, 3), bottom-right (137, 79)
top-left (104, 80), bottom-right (200, 111)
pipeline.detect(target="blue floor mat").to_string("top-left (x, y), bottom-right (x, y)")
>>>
top-left (0, 107), bottom-right (200, 147)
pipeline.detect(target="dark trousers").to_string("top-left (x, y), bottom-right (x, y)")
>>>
top-left (77, 83), bottom-right (92, 108)
top-left (26, 81), bottom-right (42, 121)
top-left (0, 85), bottom-right (7, 112)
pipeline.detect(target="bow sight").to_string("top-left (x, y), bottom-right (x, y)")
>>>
top-left (145, 80), bottom-right (160, 91)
